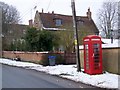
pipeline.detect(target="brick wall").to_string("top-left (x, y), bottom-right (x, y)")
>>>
top-left (2, 51), bottom-right (76, 65)
top-left (2, 47), bottom-right (119, 74)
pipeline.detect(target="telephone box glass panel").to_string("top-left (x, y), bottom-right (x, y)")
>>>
top-left (93, 43), bottom-right (100, 70)
top-left (85, 44), bottom-right (89, 70)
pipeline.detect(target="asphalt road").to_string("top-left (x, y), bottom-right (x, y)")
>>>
top-left (2, 64), bottom-right (105, 89)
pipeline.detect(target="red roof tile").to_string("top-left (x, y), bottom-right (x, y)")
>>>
top-left (38, 12), bottom-right (99, 33)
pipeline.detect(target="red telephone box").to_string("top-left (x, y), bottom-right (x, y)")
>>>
top-left (83, 35), bottom-right (102, 75)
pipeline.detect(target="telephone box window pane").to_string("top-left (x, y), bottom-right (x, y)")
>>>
top-left (93, 44), bottom-right (99, 48)
top-left (93, 44), bottom-right (100, 70)
top-left (85, 44), bottom-right (89, 70)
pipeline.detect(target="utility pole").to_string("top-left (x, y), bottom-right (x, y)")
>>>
top-left (111, 29), bottom-right (113, 43)
top-left (71, 0), bottom-right (81, 72)
top-left (0, 8), bottom-right (2, 58)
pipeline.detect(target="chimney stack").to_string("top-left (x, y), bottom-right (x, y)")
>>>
top-left (29, 19), bottom-right (33, 27)
top-left (52, 11), bottom-right (54, 14)
top-left (42, 8), bottom-right (44, 13)
top-left (86, 8), bottom-right (92, 20)
top-left (36, 10), bottom-right (38, 13)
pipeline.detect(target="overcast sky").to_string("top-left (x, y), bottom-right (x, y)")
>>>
top-left (0, 0), bottom-right (119, 25)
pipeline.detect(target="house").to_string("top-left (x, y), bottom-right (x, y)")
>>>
top-left (29, 8), bottom-right (99, 51)
top-left (31, 8), bottom-right (99, 35)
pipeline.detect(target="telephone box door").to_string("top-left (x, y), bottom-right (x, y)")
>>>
top-left (83, 35), bottom-right (103, 75)
top-left (92, 42), bottom-right (102, 74)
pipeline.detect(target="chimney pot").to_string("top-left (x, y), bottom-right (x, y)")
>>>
top-left (52, 11), bottom-right (54, 14)
top-left (86, 8), bottom-right (92, 20)
top-left (29, 19), bottom-right (33, 27)
top-left (36, 10), bottom-right (38, 13)
top-left (42, 8), bottom-right (44, 13)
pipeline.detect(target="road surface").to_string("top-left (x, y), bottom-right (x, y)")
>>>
top-left (2, 64), bottom-right (105, 89)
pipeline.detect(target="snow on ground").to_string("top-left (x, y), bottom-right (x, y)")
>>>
top-left (0, 58), bottom-right (119, 89)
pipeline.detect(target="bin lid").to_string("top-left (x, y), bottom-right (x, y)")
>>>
top-left (48, 56), bottom-right (56, 59)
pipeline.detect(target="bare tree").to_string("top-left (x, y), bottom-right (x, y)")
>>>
top-left (0, 2), bottom-right (20, 24)
top-left (118, 2), bottom-right (120, 29)
top-left (0, 1), bottom-right (21, 50)
top-left (56, 29), bottom-right (74, 52)
top-left (97, 1), bottom-right (118, 38)
top-left (0, 1), bottom-right (20, 33)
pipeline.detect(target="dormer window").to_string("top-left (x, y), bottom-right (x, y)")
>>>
top-left (55, 19), bottom-right (62, 26)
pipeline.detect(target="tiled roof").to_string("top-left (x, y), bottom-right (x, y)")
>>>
top-left (38, 12), bottom-right (99, 33)
top-left (39, 13), bottom-right (72, 28)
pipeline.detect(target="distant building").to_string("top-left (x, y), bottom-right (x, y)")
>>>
top-left (2, 24), bottom-right (28, 50)
top-left (31, 8), bottom-right (99, 35)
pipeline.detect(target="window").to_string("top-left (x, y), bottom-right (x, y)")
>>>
top-left (23, 29), bottom-right (26, 34)
top-left (55, 19), bottom-right (62, 26)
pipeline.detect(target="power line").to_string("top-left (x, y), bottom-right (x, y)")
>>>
top-left (19, 1), bottom-right (40, 21)
top-left (20, 0), bottom-right (51, 20)
top-left (46, 0), bottom-right (52, 12)
top-left (20, 1), bottom-right (49, 23)
top-left (20, 9), bottom-right (31, 20)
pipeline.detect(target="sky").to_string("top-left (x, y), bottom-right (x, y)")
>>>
top-left (0, 0), bottom-right (119, 25)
